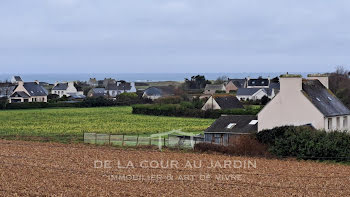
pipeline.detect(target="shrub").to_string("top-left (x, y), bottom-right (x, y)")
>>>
top-left (256, 126), bottom-right (350, 161)
top-left (0, 97), bottom-right (8, 109)
top-left (80, 97), bottom-right (116, 107)
top-left (154, 96), bottom-right (183, 104)
top-left (115, 93), bottom-right (141, 105)
top-left (132, 104), bottom-right (260, 119)
top-left (6, 102), bottom-right (79, 109)
top-left (194, 135), bottom-right (269, 157)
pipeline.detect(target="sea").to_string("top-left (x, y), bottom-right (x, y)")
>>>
top-left (0, 72), bottom-right (309, 84)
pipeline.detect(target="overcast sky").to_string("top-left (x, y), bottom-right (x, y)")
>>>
top-left (0, 0), bottom-right (349, 74)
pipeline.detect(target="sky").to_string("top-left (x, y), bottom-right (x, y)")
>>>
top-left (0, 0), bottom-right (350, 74)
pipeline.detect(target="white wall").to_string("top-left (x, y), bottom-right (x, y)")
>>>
top-left (258, 77), bottom-right (325, 131)
top-left (325, 115), bottom-right (350, 131)
top-left (308, 76), bottom-right (329, 89)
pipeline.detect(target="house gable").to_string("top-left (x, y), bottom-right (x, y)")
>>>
top-left (202, 96), bottom-right (221, 110)
top-left (258, 77), bottom-right (325, 131)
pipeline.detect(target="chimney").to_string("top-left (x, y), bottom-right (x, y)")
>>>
top-left (307, 74), bottom-right (329, 89)
top-left (68, 81), bottom-right (75, 87)
top-left (280, 74), bottom-right (302, 93)
top-left (18, 81), bottom-right (24, 87)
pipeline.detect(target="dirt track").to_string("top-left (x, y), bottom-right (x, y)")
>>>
top-left (0, 140), bottom-right (349, 196)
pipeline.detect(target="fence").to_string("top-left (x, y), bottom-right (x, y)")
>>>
top-left (83, 133), bottom-right (203, 149)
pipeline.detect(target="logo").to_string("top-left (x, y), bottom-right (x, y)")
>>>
top-left (150, 130), bottom-right (197, 150)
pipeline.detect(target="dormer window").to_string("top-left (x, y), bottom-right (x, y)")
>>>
top-left (226, 123), bottom-right (236, 129)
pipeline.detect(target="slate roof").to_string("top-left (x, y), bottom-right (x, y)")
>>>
top-left (13, 76), bottom-right (22, 82)
top-left (213, 95), bottom-right (244, 109)
top-left (52, 82), bottom-right (82, 91)
top-left (205, 115), bottom-right (258, 134)
top-left (237, 88), bottom-right (274, 96)
top-left (89, 88), bottom-right (106, 97)
top-left (204, 84), bottom-right (225, 91)
top-left (23, 82), bottom-right (48, 96)
top-left (12, 91), bottom-right (30, 98)
top-left (237, 88), bottom-right (262, 96)
top-left (144, 86), bottom-right (175, 96)
top-left (269, 82), bottom-right (280, 90)
top-left (247, 78), bottom-right (269, 86)
top-left (92, 88), bottom-right (105, 94)
top-left (228, 79), bottom-right (246, 88)
top-left (106, 82), bottom-right (132, 91)
top-left (302, 79), bottom-right (350, 117)
top-left (52, 83), bottom-right (68, 90)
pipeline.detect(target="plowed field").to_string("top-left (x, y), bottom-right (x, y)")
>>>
top-left (0, 139), bottom-right (349, 196)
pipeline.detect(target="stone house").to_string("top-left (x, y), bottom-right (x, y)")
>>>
top-left (9, 81), bottom-right (47, 103)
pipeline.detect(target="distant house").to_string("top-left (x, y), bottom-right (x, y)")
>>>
top-left (258, 74), bottom-right (350, 132)
top-left (88, 78), bottom-right (98, 87)
top-left (51, 82), bottom-right (84, 98)
top-left (87, 88), bottom-right (107, 98)
top-left (9, 81), bottom-right (48, 103)
top-left (246, 77), bottom-right (270, 88)
top-left (143, 86), bottom-right (176, 100)
top-left (11, 76), bottom-right (23, 84)
top-left (236, 88), bottom-right (276, 101)
top-left (204, 84), bottom-right (226, 95)
top-left (202, 95), bottom-right (244, 111)
top-left (105, 82), bottom-right (136, 97)
top-left (204, 115), bottom-right (258, 146)
top-left (103, 78), bottom-right (116, 88)
top-left (225, 79), bottom-right (246, 92)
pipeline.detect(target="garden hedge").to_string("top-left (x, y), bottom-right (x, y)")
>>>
top-left (256, 126), bottom-right (350, 161)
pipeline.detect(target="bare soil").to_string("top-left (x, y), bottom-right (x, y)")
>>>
top-left (0, 139), bottom-right (349, 196)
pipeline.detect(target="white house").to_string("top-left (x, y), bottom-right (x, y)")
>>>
top-left (258, 74), bottom-right (350, 132)
top-left (236, 88), bottom-right (275, 101)
top-left (51, 82), bottom-right (84, 98)
top-left (142, 86), bottom-right (175, 100)
top-left (105, 82), bottom-right (136, 97)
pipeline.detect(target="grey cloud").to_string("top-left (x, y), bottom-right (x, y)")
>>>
top-left (0, 0), bottom-right (349, 73)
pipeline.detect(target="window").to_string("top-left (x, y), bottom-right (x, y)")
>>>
top-left (343, 116), bottom-right (348, 129)
top-left (316, 97), bottom-right (321, 102)
top-left (337, 117), bottom-right (340, 129)
top-left (328, 118), bottom-right (332, 130)
top-left (328, 97), bottom-right (332, 101)
top-left (226, 123), bottom-right (236, 129)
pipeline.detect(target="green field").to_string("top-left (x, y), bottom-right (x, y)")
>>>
top-left (0, 107), bottom-right (214, 141)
